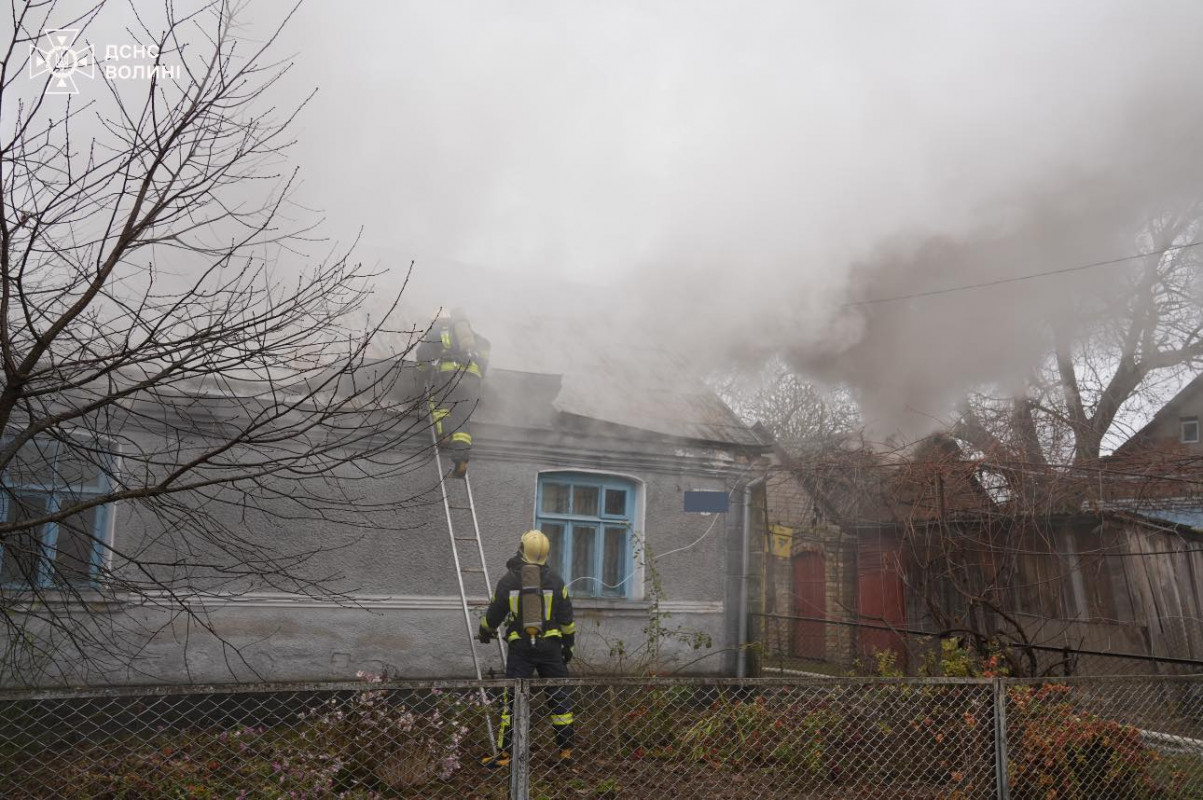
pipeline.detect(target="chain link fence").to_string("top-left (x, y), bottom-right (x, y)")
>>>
top-left (526, 678), bottom-right (997, 799)
top-left (0, 679), bottom-right (510, 799)
top-left (755, 611), bottom-right (1203, 679)
top-left (3, 675), bottom-right (1203, 798)
top-left (1003, 675), bottom-right (1203, 799)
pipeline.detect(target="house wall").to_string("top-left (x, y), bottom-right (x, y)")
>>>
top-left (997, 516), bottom-right (1203, 670)
top-left (1, 419), bottom-right (755, 686)
top-left (1105, 517), bottom-right (1203, 665)
top-left (754, 442), bottom-right (1203, 678)
top-left (1121, 381), bottom-right (1203, 455)
top-left (899, 516), bottom-right (1203, 675)
top-left (1138, 418), bottom-right (1203, 452)
top-left (760, 471), bottom-right (857, 669)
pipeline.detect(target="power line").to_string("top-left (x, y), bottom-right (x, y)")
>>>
top-left (848, 239), bottom-right (1203, 307)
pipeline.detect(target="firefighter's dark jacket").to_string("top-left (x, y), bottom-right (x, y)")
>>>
top-left (481, 555), bottom-right (575, 643)
top-left (416, 318), bottom-right (491, 379)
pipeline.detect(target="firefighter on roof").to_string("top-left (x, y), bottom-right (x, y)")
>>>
top-left (416, 307), bottom-right (490, 478)
top-left (478, 529), bottom-right (576, 768)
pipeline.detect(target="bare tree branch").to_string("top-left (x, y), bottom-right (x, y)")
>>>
top-left (0, 1), bottom-right (444, 686)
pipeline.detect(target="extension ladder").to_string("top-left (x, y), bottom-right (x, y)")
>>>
top-left (429, 409), bottom-right (508, 750)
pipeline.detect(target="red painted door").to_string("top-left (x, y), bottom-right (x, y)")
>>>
top-left (858, 532), bottom-right (907, 669)
top-left (792, 551), bottom-right (826, 659)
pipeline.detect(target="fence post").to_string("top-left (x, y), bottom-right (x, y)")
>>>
top-left (993, 678), bottom-right (1010, 800)
top-left (509, 680), bottom-right (530, 800)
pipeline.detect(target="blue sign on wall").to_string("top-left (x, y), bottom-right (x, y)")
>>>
top-left (683, 490), bottom-right (730, 513)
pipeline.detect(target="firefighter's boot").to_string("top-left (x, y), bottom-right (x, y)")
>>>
top-left (481, 750), bottom-right (511, 769)
top-left (452, 459), bottom-right (468, 479)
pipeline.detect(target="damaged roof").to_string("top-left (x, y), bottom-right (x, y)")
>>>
top-left (480, 317), bottom-right (766, 448)
top-left (368, 253), bottom-right (768, 449)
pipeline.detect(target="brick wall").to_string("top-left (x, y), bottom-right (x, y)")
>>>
top-left (761, 471), bottom-right (858, 667)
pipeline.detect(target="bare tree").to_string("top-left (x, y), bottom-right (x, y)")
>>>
top-left (894, 211), bottom-right (1203, 672)
top-left (737, 211), bottom-right (1203, 676)
top-left (0, 1), bottom-right (437, 684)
top-left (956, 206), bottom-right (1203, 469)
top-left (885, 440), bottom-right (1067, 677)
top-left (712, 356), bottom-right (861, 452)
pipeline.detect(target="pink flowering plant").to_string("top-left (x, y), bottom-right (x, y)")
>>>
top-left (26, 672), bottom-right (491, 798)
top-left (295, 669), bottom-right (485, 790)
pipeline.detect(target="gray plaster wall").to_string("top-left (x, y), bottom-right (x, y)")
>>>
top-left (5, 417), bottom-right (755, 685)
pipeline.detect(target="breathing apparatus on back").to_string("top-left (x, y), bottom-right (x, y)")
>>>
top-left (518, 530), bottom-right (549, 645)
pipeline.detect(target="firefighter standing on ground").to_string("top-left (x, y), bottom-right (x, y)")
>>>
top-left (478, 530), bottom-right (576, 768)
top-left (416, 308), bottom-right (490, 478)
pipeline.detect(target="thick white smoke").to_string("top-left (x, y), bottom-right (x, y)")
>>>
top-left (280, 1), bottom-right (1203, 434)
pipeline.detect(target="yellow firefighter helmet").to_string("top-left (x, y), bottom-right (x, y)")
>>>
top-left (519, 529), bottom-right (550, 565)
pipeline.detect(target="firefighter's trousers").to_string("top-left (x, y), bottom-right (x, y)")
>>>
top-left (496, 637), bottom-right (574, 752)
top-left (429, 369), bottom-right (481, 462)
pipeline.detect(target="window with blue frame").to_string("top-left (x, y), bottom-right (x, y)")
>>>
top-left (536, 472), bottom-right (636, 598)
top-left (0, 436), bottom-right (113, 589)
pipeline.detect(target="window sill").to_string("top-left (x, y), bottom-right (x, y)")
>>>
top-left (573, 597), bottom-right (651, 615)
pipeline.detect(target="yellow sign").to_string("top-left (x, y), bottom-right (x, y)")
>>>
top-left (769, 524), bottom-right (794, 558)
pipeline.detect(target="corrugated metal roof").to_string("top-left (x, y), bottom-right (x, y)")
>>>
top-left (1134, 507), bottom-right (1203, 531)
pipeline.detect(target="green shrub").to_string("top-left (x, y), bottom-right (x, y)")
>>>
top-left (614, 685), bottom-right (695, 757)
top-left (677, 694), bottom-right (836, 777)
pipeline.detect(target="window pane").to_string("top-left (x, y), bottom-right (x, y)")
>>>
top-left (541, 522), bottom-right (565, 573)
top-left (541, 483), bottom-right (570, 515)
top-left (51, 507), bottom-right (99, 585)
top-left (603, 526), bottom-right (626, 593)
top-left (573, 485), bottom-right (599, 517)
top-left (0, 493), bottom-right (50, 585)
top-left (604, 488), bottom-right (628, 516)
top-left (572, 525), bottom-right (596, 590)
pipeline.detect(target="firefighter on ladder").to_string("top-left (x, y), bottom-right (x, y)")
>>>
top-left (416, 307), bottom-right (490, 478)
top-left (477, 529), bottom-right (576, 768)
